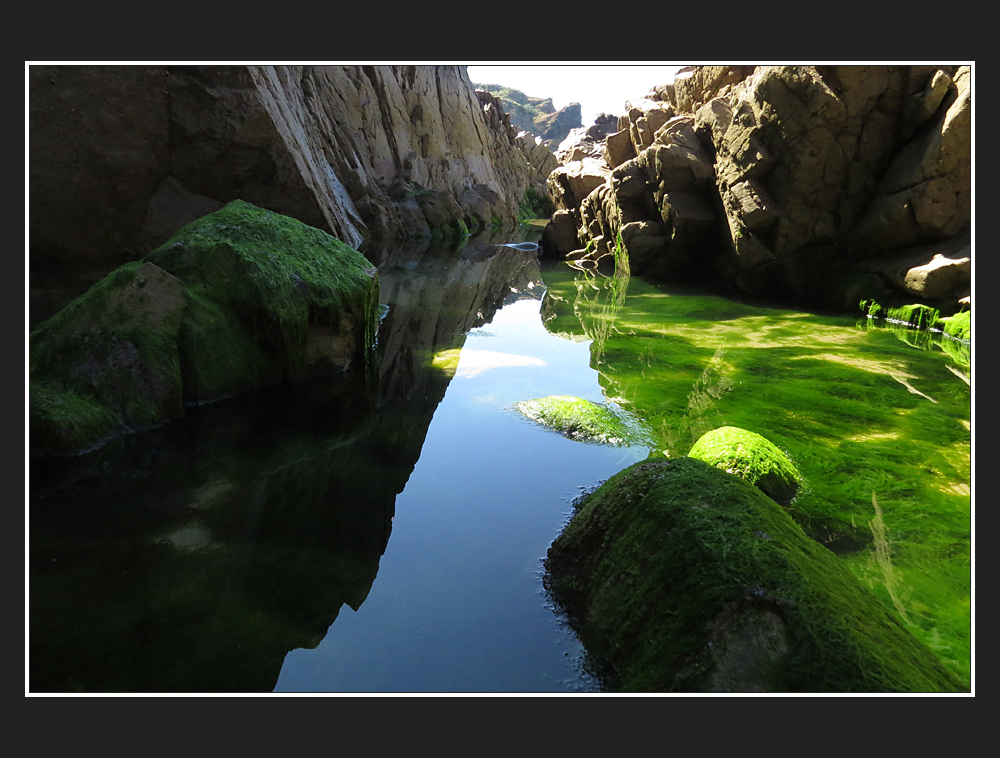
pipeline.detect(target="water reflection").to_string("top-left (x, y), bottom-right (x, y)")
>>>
top-left (29, 228), bottom-right (546, 693)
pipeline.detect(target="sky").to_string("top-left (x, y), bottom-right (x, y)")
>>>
top-left (466, 64), bottom-right (683, 127)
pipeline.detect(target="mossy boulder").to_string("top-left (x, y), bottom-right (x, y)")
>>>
top-left (886, 303), bottom-right (942, 330)
top-left (544, 457), bottom-right (965, 693)
top-left (942, 309), bottom-right (970, 342)
top-left (30, 260), bottom-right (188, 453)
top-left (512, 395), bottom-right (656, 447)
top-left (688, 426), bottom-right (803, 506)
top-left (30, 200), bottom-right (379, 455)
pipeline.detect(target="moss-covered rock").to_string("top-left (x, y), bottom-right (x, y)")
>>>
top-left (688, 426), bottom-right (803, 505)
top-left (942, 309), bottom-right (970, 342)
top-left (30, 260), bottom-right (188, 453)
top-left (30, 200), bottom-right (379, 455)
top-left (512, 395), bottom-right (655, 447)
top-left (886, 303), bottom-right (942, 330)
top-left (544, 457), bottom-right (965, 693)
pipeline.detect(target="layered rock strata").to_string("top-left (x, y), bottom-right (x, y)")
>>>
top-left (29, 64), bottom-right (544, 276)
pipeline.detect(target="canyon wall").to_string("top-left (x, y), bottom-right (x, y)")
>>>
top-left (544, 64), bottom-right (972, 313)
top-left (29, 64), bottom-right (544, 274)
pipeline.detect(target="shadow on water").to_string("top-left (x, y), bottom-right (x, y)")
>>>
top-left (29, 226), bottom-right (545, 693)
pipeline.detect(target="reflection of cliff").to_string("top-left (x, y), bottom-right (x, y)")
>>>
top-left (29, 232), bottom-right (542, 693)
top-left (30, 374), bottom-right (389, 693)
top-left (539, 262), bottom-right (629, 364)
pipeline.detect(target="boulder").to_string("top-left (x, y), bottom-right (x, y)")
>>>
top-left (546, 158), bottom-right (612, 212)
top-left (688, 426), bottom-right (803, 505)
top-left (902, 252), bottom-right (971, 300)
top-left (30, 201), bottom-right (379, 455)
top-left (511, 395), bottom-right (655, 447)
top-left (544, 457), bottom-right (965, 692)
top-left (604, 128), bottom-right (637, 169)
top-left (30, 261), bottom-right (187, 454)
top-left (540, 209), bottom-right (580, 258)
top-left (942, 309), bottom-right (970, 342)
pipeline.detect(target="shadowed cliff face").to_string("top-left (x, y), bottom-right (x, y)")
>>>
top-left (28, 64), bottom-right (542, 275)
top-left (28, 231), bottom-right (542, 693)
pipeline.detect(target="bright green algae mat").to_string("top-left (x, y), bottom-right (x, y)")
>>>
top-left (539, 264), bottom-right (972, 688)
top-left (512, 395), bottom-right (656, 447)
top-left (545, 457), bottom-right (965, 692)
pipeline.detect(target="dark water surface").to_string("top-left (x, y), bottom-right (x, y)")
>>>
top-left (28, 228), bottom-right (972, 693)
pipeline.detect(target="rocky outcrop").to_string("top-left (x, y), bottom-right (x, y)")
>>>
top-left (29, 64), bottom-right (544, 276)
top-left (472, 82), bottom-right (584, 151)
top-left (544, 456), bottom-right (966, 693)
top-left (29, 201), bottom-right (380, 455)
top-left (554, 114), bottom-right (621, 164)
top-left (544, 65), bottom-right (972, 314)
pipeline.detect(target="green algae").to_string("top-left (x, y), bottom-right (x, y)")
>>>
top-left (30, 200), bottom-right (380, 454)
top-left (538, 262), bottom-right (971, 687)
top-left (942, 310), bottom-right (971, 342)
top-left (886, 303), bottom-right (942, 330)
top-left (512, 395), bottom-right (656, 447)
top-left (29, 260), bottom-right (188, 453)
top-left (688, 426), bottom-right (804, 505)
top-left (545, 457), bottom-right (965, 693)
top-left (148, 200), bottom-right (379, 399)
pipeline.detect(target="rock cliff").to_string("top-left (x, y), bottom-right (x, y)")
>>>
top-left (29, 64), bottom-right (545, 279)
top-left (543, 65), bottom-right (972, 314)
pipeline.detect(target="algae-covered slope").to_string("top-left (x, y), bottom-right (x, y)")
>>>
top-left (30, 200), bottom-right (379, 455)
top-left (545, 457), bottom-right (965, 693)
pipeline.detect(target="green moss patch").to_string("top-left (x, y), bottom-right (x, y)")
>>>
top-left (886, 303), bottom-right (942, 330)
top-left (538, 265), bottom-right (971, 686)
top-left (689, 426), bottom-right (803, 505)
top-left (942, 310), bottom-right (971, 342)
top-left (545, 457), bottom-right (966, 693)
top-left (512, 395), bottom-right (656, 447)
top-left (30, 200), bottom-right (379, 454)
top-left (30, 261), bottom-right (188, 454)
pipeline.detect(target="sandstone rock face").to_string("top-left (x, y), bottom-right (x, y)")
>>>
top-left (29, 64), bottom-right (543, 277)
top-left (544, 64), bottom-right (972, 313)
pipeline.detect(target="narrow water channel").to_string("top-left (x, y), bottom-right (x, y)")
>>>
top-left (274, 294), bottom-right (644, 692)
top-left (28, 227), bottom-right (972, 693)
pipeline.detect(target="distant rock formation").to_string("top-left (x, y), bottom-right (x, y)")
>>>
top-left (472, 82), bottom-right (584, 152)
top-left (543, 65), bottom-right (972, 315)
top-left (29, 65), bottom-right (546, 278)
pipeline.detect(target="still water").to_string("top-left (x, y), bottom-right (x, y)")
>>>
top-left (28, 229), bottom-right (972, 693)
